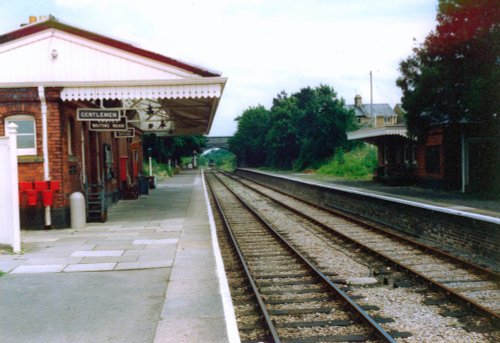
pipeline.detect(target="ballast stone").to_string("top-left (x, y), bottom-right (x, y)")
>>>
top-left (347, 277), bottom-right (378, 285)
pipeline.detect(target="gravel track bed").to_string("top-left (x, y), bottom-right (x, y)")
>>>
top-left (348, 287), bottom-right (499, 343)
top-left (263, 292), bottom-right (328, 301)
top-left (277, 326), bottom-right (371, 339)
top-left (272, 312), bottom-right (352, 323)
top-left (260, 283), bottom-right (325, 293)
top-left (269, 300), bottom-right (339, 311)
top-left (219, 173), bottom-right (498, 342)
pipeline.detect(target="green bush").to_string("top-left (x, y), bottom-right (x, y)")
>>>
top-left (144, 160), bottom-right (173, 180)
top-left (317, 145), bottom-right (377, 179)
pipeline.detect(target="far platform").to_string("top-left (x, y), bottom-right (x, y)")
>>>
top-left (242, 169), bottom-right (500, 219)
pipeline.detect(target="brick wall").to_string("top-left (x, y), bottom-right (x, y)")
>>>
top-left (0, 88), bottom-right (139, 228)
top-left (236, 169), bottom-right (500, 270)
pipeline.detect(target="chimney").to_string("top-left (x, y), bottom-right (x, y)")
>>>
top-left (354, 95), bottom-right (362, 108)
top-left (29, 16), bottom-right (37, 24)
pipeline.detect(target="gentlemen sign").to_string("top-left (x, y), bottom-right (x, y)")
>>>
top-left (89, 116), bottom-right (127, 131)
top-left (77, 108), bottom-right (121, 121)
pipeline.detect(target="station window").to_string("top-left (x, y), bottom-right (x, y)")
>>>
top-left (67, 117), bottom-right (75, 156)
top-left (404, 144), bottom-right (417, 165)
top-left (4, 115), bottom-right (37, 155)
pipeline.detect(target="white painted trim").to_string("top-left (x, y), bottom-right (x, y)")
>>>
top-left (61, 83), bottom-right (223, 101)
top-left (240, 168), bottom-right (500, 224)
top-left (4, 114), bottom-right (37, 156)
top-left (201, 170), bottom-right (241, 343)
top-left (347, 126), bottom-right (409, 140)
top-left (0, 77), bottom-right (227, 88)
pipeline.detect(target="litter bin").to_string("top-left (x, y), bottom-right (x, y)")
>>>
top-left (138, 176), bottom-right (149, 196)
top-left (148, 176), bottom-right (156, 189)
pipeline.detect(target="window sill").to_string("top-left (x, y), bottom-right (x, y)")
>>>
top-left (18, 155), bottom-right (44, 163)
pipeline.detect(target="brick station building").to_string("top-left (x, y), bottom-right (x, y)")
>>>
top-left (0, 16), bottom-right (226, 229)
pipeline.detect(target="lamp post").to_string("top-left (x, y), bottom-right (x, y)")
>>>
top-left (147, 147), bottom-right (155, 189)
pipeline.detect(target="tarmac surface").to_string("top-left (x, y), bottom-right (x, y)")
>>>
top-left (0, 170), bottom-right (238, 343)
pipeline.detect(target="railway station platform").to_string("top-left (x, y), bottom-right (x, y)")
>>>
top-left (248, 169), bottom-right (500, 219)
top-left (0, 170), bottom-right (239, 343)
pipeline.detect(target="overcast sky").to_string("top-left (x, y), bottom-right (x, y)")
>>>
top-left (1, 0), bottom-right (437, 136)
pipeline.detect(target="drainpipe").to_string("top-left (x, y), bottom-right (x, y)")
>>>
top-left (38, 86), bottom-right (51, 228)
top-left (81, 125), bottom-right (87, 187)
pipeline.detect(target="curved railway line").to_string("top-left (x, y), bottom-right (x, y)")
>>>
top-left (206, 170), bottom-right (499, 342)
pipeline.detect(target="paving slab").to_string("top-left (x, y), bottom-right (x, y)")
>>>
top-left (10, 264), bottom-right (65, 273)
top-left (0, 269), bottom-right (169, 343)
top-left (64, 262), bottom-right (117, 272)
top-left (115, 260), bottom-right (173, 270)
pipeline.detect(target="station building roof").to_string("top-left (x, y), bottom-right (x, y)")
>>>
top-left (0, 16), bottom-right (226, 135)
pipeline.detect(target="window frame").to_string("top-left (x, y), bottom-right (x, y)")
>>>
top-left (4, 114), bottom-right (37, 156)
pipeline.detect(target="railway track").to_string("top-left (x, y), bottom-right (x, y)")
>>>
top-left (215, 171), bottom-right (499, 332)
top-left (206, 172), bottom-right (398, 342)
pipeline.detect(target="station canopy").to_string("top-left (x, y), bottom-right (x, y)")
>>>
top-left (0, 16), bottom-right (226, 135)
top-left (347, 123), bottom-right (411, 144)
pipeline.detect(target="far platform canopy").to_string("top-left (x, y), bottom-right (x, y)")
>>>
top-left (347, 123), bottom-right (411, 145)
top-left (0, 16), bottom-right (227, 136)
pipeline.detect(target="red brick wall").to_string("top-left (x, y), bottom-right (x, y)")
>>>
top-left (0, 88), bottom-right (85, 209)
top-left (1, 87), bottom-right (143, 227)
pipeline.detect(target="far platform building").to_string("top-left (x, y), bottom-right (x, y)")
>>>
top-left (347, 96), bottom-right (499, 192)
top-left (346, 95), bottom-right (415, 185)
top-left (0, 16), bottom-right (226, 229)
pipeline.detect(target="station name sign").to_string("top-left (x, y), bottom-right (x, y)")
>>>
top-left (77, 108), bottom-right (122, 121)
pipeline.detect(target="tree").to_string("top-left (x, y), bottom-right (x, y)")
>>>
top-left (397, 0), bottom-right (499, 138)
top-left (265, 91), bottom-right (300, 168)
top-left (292, 85), bottom-right (356, 170)
top-left (228, 106), bottom-right (270, 167)
top-left (143, 134), bottom-right (206, 165)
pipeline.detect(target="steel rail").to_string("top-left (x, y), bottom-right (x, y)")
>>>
top-left (206, 175), bottom-right (281, 343)
top-left (210, 171), bottom-right (397, 343)
top-left (226, 171), bottom-right (500, 323)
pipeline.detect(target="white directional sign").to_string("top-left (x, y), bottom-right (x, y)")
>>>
top-left (89, 116), bottom-right (128, 131)
top-left (114, 128), bottom-right (135, 138)
top-left (77, 108), bottom-right (122, 121)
